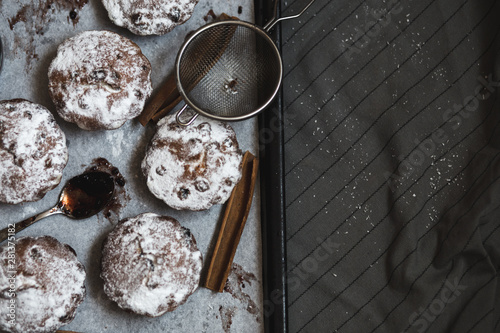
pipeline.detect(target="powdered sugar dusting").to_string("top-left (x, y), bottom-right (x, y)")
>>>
top-left (48, 30), bottom-right (152, 130)
top-left (0, 236), bottom-right (86, 333)
top-left (101, 213), bottom-right (203, 317)
top-left (141, 114), bottom-right (243, 211)
top-left (101, 0), bottom-right (199, 36)
top-left (0, 99), bottom-right (68, 204)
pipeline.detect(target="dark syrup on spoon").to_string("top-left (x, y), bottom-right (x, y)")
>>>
top-left (84, 157), bottom-right (129, 223)
top-left (58, 172), bottom-right (115, 219)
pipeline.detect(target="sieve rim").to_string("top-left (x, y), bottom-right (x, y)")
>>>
top-left (175, 19), bottom-right (283, 122)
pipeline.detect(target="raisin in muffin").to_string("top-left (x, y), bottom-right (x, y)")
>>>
top-left (101, 213), bottom-right (203, 317)
top-left (48, 30), bottom-right (152, 130)
top-left (0, 236), bottom-right (86, 333)
top-left (141, 114), bottom-right (243, 211)
top-left (0, 99), bottom-right (68, 204)
top-left (101, 0), bottom-right (200, 36)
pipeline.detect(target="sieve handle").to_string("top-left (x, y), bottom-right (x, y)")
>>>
top-left (263, 0), bottom-right (316, 31)
top-left (176, 104), bottom-right (199, 126)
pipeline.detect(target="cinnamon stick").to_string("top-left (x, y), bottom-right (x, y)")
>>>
top-left (137, 72), bottom-right (178, 126)
top-left (204, 151), bottom-right (259, 292)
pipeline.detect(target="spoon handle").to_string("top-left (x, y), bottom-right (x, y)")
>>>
top-left (0, 207), bottom-right (61, 243)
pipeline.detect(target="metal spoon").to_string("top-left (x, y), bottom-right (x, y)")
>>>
top-left (0, 171), bottom-right (115, 243)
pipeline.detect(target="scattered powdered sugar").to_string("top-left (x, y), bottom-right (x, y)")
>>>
top-left (141, 114), bottom-right (243, 211)
top-left (0, 236), bottom-right (86, 333)
top-left (48, 30), bottom-right (152, 130)
top-left (101, 0), bottom-right (200, 36)
top-left (0, 99), bottom-right (68, 204)
top-left (101, 213), bottom-right (203, 317)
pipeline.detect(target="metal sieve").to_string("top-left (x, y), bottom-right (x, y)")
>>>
top-left (174, 0), bottom-right (315, 125)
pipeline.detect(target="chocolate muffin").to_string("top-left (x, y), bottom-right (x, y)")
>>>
top-left (101, 213), bottom-right (203, 317)
top-left (141, 114), bottom-right (243, 211)
top-left (101, 0), bottom-right (200, 35)
top-left (0, 99), bottom-right (68, 204)
top-left (0, 236), bottom-right (86, 333)
top-left (48, 30), bottom-right (152, 130)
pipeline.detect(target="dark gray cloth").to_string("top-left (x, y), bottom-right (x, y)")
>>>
top-left (281, 0), bottom-right (500, 332)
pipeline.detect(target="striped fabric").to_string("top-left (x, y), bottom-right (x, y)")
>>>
top-left (281, 0), bottom-right (500, 332)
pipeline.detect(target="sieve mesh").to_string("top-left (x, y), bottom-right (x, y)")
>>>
top-left (176, 21), bottom-right (282, 120)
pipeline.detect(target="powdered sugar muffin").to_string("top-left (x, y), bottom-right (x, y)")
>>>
top-left (141, 114), bottom-right (243, 211)
top-left (48, 30), bottom-right (152, 130)
top-left (0, 236), bottom-right (86, 333)
top-left (101, 0), bottom-right (200, 36)
top-left (101, 213), bottom-right (203, 317)
top-left (0, 99), bottom-right (68, 204)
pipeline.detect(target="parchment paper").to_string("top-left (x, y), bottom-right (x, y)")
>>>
top-left (0, 0), bottom-right (263, 332)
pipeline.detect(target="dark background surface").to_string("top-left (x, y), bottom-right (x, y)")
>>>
top-left (265, 0), bottom-right (500, 332)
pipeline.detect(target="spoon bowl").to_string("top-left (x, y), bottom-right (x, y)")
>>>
top-left (0, 171), bottom-right (115, 242)
top-left (59, 171), bottom-right (115, 219)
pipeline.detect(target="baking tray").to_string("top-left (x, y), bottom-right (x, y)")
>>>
top-left (255, 0), bottom-right (288, 332)
top-left (0, 0), bottom-right (271, 332)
